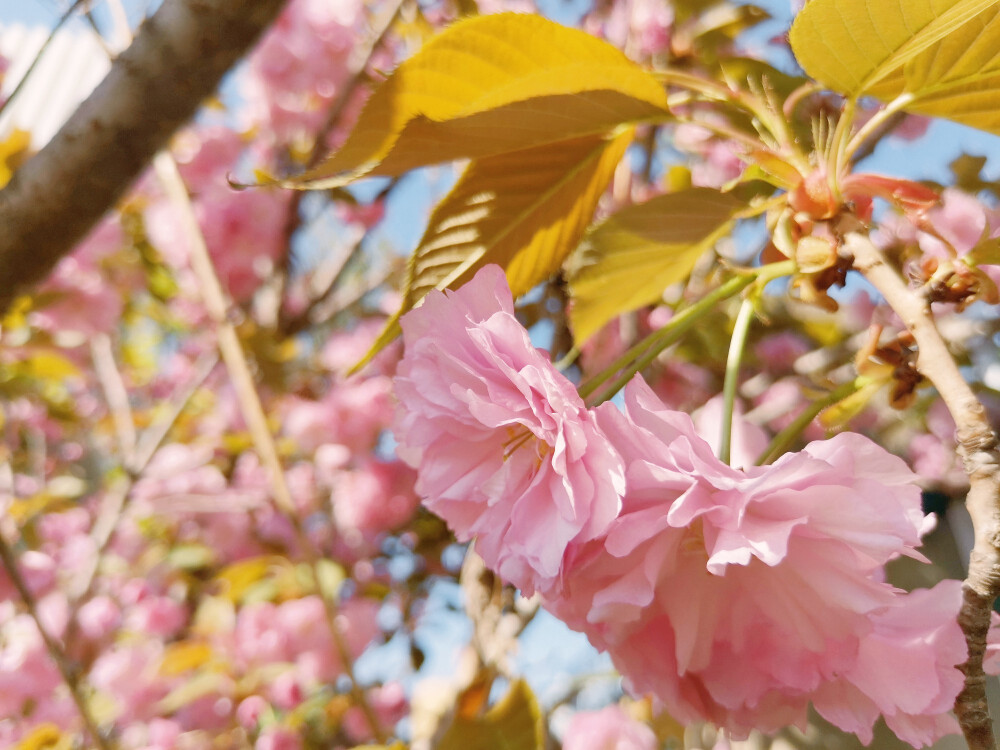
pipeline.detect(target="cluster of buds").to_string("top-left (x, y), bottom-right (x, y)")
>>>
top-left (855, 324), bottom-right (925, 410)
top-left (767, 167), bottom-right (957, 311)
top-left (900, 204), bottom-right (1000, 309)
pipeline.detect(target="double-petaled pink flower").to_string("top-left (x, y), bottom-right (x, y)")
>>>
top-left (554, 377), bottom-right (963, 743)
top-left (393, 265), bottom-right (625, 596)
top-left (393, 265), bottom-right (977, 747)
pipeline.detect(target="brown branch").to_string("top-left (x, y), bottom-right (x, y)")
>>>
top-left (847, 232), bottom-right (1000, 750)
top-left (0, 0), bottom-right (291, 314)
top-left (153, 151), bottom-right (388, 743)
top-left (0, 533), bottom-right (111, 749)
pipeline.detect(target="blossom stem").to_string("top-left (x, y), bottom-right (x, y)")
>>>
top-left (584, 274), bottom-right (754, 406)
top-left (843, 94), bottom-right (915, 167)
top-left (153, 152), bottom-right (388, 744)
top-left (720, 298), bottom-right (755, 465)
top-left (90, 334), bottom-right (137, 467)
top-left (847, 230), bottom-right (1000, 750)
top-left (755, 377), bottom-right (866, 466)
top-left (580, 262), bottom-right (795, 406)
top-left (0, 534), bottom-right (111, 749)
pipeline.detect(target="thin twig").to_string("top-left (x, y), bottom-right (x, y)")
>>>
top-left (755, 377), bottom-right (865, 466)
top-left (153, 151), bottom-right (388, 743)
top-left (0, 533), bottom-right (111, 749)
top-left (274, 0), bottom-right (407, 331)
top-left (584, 273), bottom-right (758, 406)
top-left (90, 334), bottom-right (136, 465)
top-left (848, 231), bottom-right (1000, 750)
top-left (68, 351), bottom-right (218, 620)
top-left (129, 351), bottom-right (219, 473)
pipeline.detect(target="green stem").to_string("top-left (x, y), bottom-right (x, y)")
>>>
top-left (653, 69), bottom-right (738, 102)
top-left (720, 298), bottom-right (755, 465)
top-left (755, 377), bottom-right (866, 465)
top-left (584, 275), bottom-right (753, 406)
top-left (579, 262), bottom-right (795, 406)
top-left (842, 93), bottom-right (915, 166)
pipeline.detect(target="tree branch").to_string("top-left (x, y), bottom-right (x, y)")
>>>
top-left (847, 231), bottom-right (1000, 750)
top-left (0, 0), bottom-right (290, 314)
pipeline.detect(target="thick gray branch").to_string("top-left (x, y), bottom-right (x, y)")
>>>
top-left (0, 0), bottom-right (290, 313)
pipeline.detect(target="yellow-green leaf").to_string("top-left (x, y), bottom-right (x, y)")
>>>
top-left (285, 13), bottom-right (668, 188)
top-left (354, 129), bottom-right (632, 370)
top-left (568, 188), bottom-right (744, 342)
top-left (215, 556), bottom-right (274, 603)
top-left (16, 724), bottom-right (70, 750)
top-left (18, 352), bottom-right (81, 380)
top-left (159, 641), bottom-right (214, 676)
top-left (0, 129), bottom-right (31, 189)
top-left (790, 0), bottom-right (999, 98)
top-left (870, 7), bottom-right (1000, 136)
top-left (819, 378), bottom-right (886, 430)
top-left (436, 679), bottom-right (544, 750)
top-left (156, 671), bottom-right (228, 714)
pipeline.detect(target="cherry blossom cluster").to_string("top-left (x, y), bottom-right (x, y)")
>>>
top-left (393, 265), bottom-right (990, 747)
top-left (0, 0), bottom-right (424, 745)
top-left (0, 321), bottom-right (417, 747)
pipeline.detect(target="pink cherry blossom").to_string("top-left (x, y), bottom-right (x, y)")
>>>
top-left (920, 188), bottom-right (989, 258)
top-left (0, 607), bottom-right (64, 718)
top-left (269, 670), bottom-right (305, 710)
top-left (89, 642), bottom-right (171, 724)
top-left (126, 595), bottom-right (188, 638)
top-left (674, 122), bottom-right (744, 188)
top-left (812, 580), bottom-right (968, 747)
top-left (692, 396), bottom-right (768, 471)
top-left (561, 705), bottom-right (657, 750)
top-left (0, 549), bottom-right (55, 601)
top-left (342, 681), bottom-right (408, 741)
top-left (172, 125), bottom-right (246, 191)
top-left (235, 596), bottom-right (378, 685)
top-left (282, 376), bottom-right (393, 454)
top-left (550, 377), bottom-right (958, 743)
top-left (330, 459), bottom-right (419, 538)
top-left (393, 264), bottom-right (625, 596)
top-left (237, 695), bottom-right (270, 728)
top-left (242, 0), bottom-right (364, 140)
top-left (145, 184), bottom-right (291, 302)
top-left (255, 726), bottom-right (303, 750)
top-left (754, 331), bottom-right (810, 374)
top-left (77, 595), bottom-right (123, 641)
top-left (30, 217), bottom-right (128, 338)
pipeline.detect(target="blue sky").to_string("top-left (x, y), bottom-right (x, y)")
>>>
top-left (0, 0), bottom-right (151, 28)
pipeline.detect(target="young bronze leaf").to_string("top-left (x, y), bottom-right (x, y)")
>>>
top-left (569, 188), bottom-right (744, 342)
top-left (351, 129), bottom-right (632, 372)
top-left (789, 0), bottom-right (999, 99)
top-left (284, 13), bottom-right (668, 188)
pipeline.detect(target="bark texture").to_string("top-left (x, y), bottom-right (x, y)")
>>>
top-left (0, 0), bottom-right (290, 313)
top-left (848, 231), bottom-right (1000, 750)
